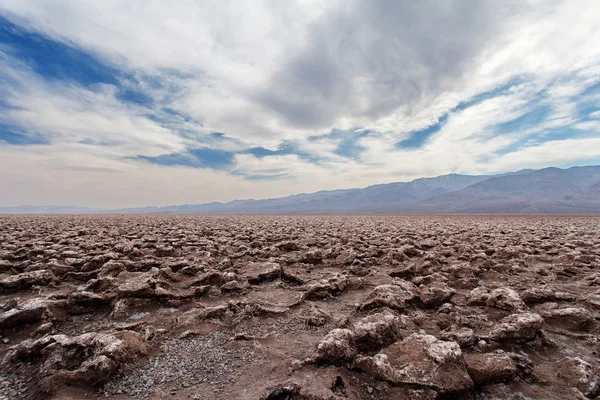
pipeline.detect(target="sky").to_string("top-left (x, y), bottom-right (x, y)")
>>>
top-left (1, 0), bottom-right (600, 208)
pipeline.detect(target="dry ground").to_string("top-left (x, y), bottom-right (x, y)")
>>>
top-left (0, 215), bottom-right (599, 400)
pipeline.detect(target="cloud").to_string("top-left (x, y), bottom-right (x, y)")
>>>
top-left (253, 0), bottom-right (511, 131)
top-left (0, 53), bottom-right (188, 159)
top-left (589, 110), bottom-right (600, 119)
top-left (0, 0), bottom-right (599, 206)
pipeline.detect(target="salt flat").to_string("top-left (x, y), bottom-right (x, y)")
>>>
top-left (0, 215), bottom-right (599, 399)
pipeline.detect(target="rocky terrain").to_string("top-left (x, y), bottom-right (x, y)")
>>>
top-left (0, 215), bottom-right (599, 400)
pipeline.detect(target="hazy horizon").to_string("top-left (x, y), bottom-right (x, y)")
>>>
top-left (3, 163), bottom-right (595, 209)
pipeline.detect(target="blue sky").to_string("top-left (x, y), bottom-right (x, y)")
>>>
top-left (1, 0), bottom-right (600, 207)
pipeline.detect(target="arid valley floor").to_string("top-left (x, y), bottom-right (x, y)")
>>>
top-left (1, 215), bottom-right (599, 400)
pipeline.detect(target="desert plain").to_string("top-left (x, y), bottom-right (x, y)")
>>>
top-left (0, 215), bottom-right (599, 400)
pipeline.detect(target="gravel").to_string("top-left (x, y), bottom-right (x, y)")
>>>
top-left (103, 332), bottom-right (260, 398)
top-left (0, 373), bottom-right (28, 400)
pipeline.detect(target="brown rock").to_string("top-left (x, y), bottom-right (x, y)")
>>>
top-left (487, 313), bottom-right (543, 342)
top-left (540, 307), bottom-right (596, 331)
top-left (418, 282), bottom-right (455, 306)
top-left (555, 357), bottom-right (596, 395)
top-left (245, 262), bottom-right (281, 285)
top-left (315, 329), bottom-right (357, 364)
top-left (0, 270), bottom-right (55, 292)
top-left (354, 334), bottom-right (473, 394)
top-left (465, 352), bottom-right (519, 385)
top-left (9, 331), bottom-right (148, 394)
top-left (360, 281), bottom-right (418, 311)
top-left (300, 274), bottom-right (349, 302)
top-left (0, 299), bottom-right (53, 329)
top-left (299, 249), bottom-right (323, 264)
top-left (116, 278), bottom-right (156, 298)
top-left (274, 241), bottom-right (300, 251)
top-left (331, 250), bottom-right (356, 266)
top-left (440, 327), bottom-right (475, 348)
top-left (486, 287), bottom-right (526, 311)
top-left (521, 287), bottom-right (575, 304)
top-left (466, 287), bottom-right (490, 306)
top-left (67, 291), bottom-right (116, 308)
top-left (353, 309), bottom-right (406, 351)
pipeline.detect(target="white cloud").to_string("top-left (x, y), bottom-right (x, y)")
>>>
top-left (0, 53), bottom-right (188, 160)
top-left (485, 137), bottom-right (600, 171)
top-left (0, 0), bottom-right (599, 206)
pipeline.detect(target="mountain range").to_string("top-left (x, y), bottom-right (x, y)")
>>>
top-left (2, 165), bottom-right (600, 214)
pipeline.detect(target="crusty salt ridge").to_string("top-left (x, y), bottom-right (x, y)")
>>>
top-left (0, 215), bottom-right (598, 399)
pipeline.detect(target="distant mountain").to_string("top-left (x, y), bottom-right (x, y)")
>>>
top-left (2, 165), bottom-right (599, 214)
top-left (419, 166), bottom-right (600, 214)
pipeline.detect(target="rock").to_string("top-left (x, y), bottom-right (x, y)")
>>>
top-left (110, 298), bottom-right (154, 320)
top-left (299, 249), bottom-right (323, 264)
top-left (175, 305), bottom-right (230, 328)
top-left (6, 331), bottom-right (148, 394)
top-left (221, 280), bottom-right (244, 292)
top-left (300, 306), bottom-right (331, 327)
top-left (281, 266), bottom-right (310, 284)
top-left (487, 313), bottom-right (543, 342)
top-left (400, 245), bottom-right (423, 258)
top-left (158, 283), bottom-right (210, 300)
top-left (460, 314), bottom-right (493, 331)
top-left (360, 281), bottom-right (418, 311)
top-left (40, 261), bottom-right (72, 277)
top-left (331, 250), bottom-right (356, 266)
top-left (349, 264), bottom-right (370, 277)
top-left (437, 303), bottom-right (454, 314)
top-left (144, 325), bottom-right (156, 341)
top-left (116, 278), bottom-right (156, 298)
top-left (33, 322), bottom-right (54, 337)
top-left (418, 282), bottom-right (455, 306)
top-left (353, 310), bottom-right (406, 351)
top-left (0, 259), bottom-right (12, 273)
top-left (97, 260), bottom-right (126, 277)
top-left (466, 287), bottom-right (490, 306)
top-left (84, 277), bottom-right (116, 292)
top-left (575, 254), bottom-right (595, 264)
top-left (0, 299), bottom-right (53, 329)
top-left (465, 352), bottom-right (520, 385)
top-left (440, 327), bottom-right (475, 348)
top-left (0, 270), bottom-right (55, 292)
top-left (493, 247), bottom-right (520, 260)
top-left (555, 357), bottom-right (595, 395)
top-left (540, 307), bottom-right (595, 331)
top-left (299, 274), bottom-right (349, 302)
top-left (189, 270), bottom-right (227, 287)
top-left (81, 253), bottom-right (113, 272)
top-left (389, 264), bottom-right (416, 279)
top-left (154, 245), bottom-right (177, 257)
top-left (354, 334), bottom-right (473, 395)
top-left (586, 292), bottom-right (600, 310)
top-left (520, 287), bottom-right (575, 304)
top-left (315, 329), bottom-right (357, 364)
top-left (412, 272), bottom-right (448, 286)
top-left (419, 239), bottom-right (438, 249)
top-left (486, 287), bottom-right (526, 311)
top-left (0, 298), bottom-right (18, 311)
top-left (274, 241), bottom-right (300, 251)
top-left (245, 262), bottom-right (281, 285)
top-left (67, 291), bottom-right (116, 308)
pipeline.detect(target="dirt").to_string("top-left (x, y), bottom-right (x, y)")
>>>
top-left (0, 214), bottom-right (599, 399)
